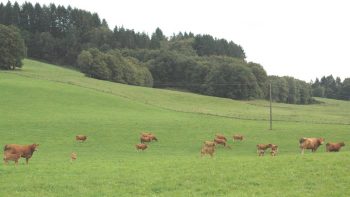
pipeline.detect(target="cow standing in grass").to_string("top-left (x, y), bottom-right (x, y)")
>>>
top-left (214, 138), bottom-right (230, 148)
top-left (256, 144), bottom-right (272, 156)
top-left (233, 135), bottom-right (244, 141)
top-left (76, 135), bottom-right (87, 142)
top-left (201, 141), bottom-right (216, 157)
top-left (299, 137), bottom-right (324, 154)
top-left (71, 152), bottom-right (77, 162)
top-left (136, 143), bottom-right (148, 151)
top-left (3, 144), bottom-right (39, 164)
top-left (140, 133), bottom-right (157, 143)
top-left (326, 142), bottom-right (345, 152)
top-left (270, 145), bottom-right (278, 156)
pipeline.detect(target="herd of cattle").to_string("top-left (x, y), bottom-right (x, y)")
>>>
top-left (2, 133), bottom-right (346, 166)
top-left (199, 135), bottom-right (345, 157)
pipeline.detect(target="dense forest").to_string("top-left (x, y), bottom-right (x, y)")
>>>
top-left (311, 75), bottom-right (350, 100)
top-left (0, 1), bottom-right (348, 103)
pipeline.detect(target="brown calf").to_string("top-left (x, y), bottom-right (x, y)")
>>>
top-left (214, 138), bottom-right (230, 148)
top-left (270, 145), bottom-right (278, 156)
top-left (71, 152), bottom-right (77, 162)
top-left (256, 144), bottom-right (272, 156)
top-left (140, 133), bottom-right (158, 143)
top-left (136, 143), bottom-right (148, 151)
top-left (201, 141), bottom-right (216, 157)
top-left (233, 135), bottom-right (244, 141)
top-left (326, 142), bottom-right (345, 152)
top-left (76, 135), bottom-right (87, 142)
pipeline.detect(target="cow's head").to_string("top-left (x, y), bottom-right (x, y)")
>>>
top-left (340, 142), bottom-right (345, 146)
top-left (31, 144), bottom-right (39, 151)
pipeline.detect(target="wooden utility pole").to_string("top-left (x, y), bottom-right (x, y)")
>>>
top-left (269, 83), bottom-right (272, 130)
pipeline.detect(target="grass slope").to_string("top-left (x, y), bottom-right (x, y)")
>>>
top-left (0, 59), bottom-right (349, 196)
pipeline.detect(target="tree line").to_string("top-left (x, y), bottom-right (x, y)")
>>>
top-left (0, 1), bottom-right (245, 65)
top-left (311, 76), bottom-right (350, 100)
top-left (1, 1), bottom-right (346, 104)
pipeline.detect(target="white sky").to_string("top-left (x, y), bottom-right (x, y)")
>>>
top-left (6, 0), bottom-right (350, 81)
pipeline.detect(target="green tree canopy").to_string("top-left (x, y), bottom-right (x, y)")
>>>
top-left (0, 24), bottom-right (26, 70)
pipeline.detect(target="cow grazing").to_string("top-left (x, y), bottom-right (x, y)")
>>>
top-left (3, 152), bottom-right (21, 166)
top-left (233, 135), bottom-right (244, 141)
top-left (71, 152), bottom-right (77, 162)
top-left (326, 142), bottom-right (345, 152)
top-left (136, 143), bottom-right (148, 151)
top-left (214, 138), bottom-right (230, 148)
top-left (140, 133), bottom-right (157, 143)
top-left (256, 144), bottom-right (272, 156)
top-left (76, 135), bottom-right (87, 142)
top-left (4, 144), bottom-right (39, 164)
top-left (201, 141), bottom-right (216, 157)
top-left (215, 134), bottom-right (227, 142)
top-left (299, 137), bottom-right (325, 154)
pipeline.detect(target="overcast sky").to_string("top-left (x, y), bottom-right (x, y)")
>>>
top-left (6, 0), bottom-right (350, 81)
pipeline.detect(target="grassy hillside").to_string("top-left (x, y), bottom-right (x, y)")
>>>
top-left (0, 59), bottom-right (349, 196)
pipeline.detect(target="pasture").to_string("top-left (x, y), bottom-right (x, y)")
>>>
top-left (1, 59), bottom-right (350, 196)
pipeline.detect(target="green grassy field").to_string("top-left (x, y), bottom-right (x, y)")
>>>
top-left (1, 59), bottom-right (349, 197)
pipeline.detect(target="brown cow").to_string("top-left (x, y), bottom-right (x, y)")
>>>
top-left (270, 145), bottom-right (278, 156)
top-left (71, 152), bottom-right (77, 162)
top-left (76, 135), bottom-right (87, 142)
top-left (233, 135), bottom-right (244, 141)
top-left (326, 142), bottom-right (345, 152)
top-left (256, 144), bottom-right (272, 156)
top-left (214, 138), bottom-right (231, 148)
top-left (140, 133), bottom-right (157, 143)
top-left (4, 144), bottom-right (39, 164)
top-left (135, 143), bottom-right (148, 151)
top-left (201, 141), bottom-right (216, 157)
top-left (215, 134), bottom-right (227, 142)
top-left (299, 137), bottom-right (325, 154)
top-left (3, 152), bottom-right (21, 166)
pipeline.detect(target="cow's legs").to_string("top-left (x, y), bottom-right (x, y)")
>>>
top-left (26, 158), bottom-right (29, 164)
top-left (301, 148), bottom-right (305, 155)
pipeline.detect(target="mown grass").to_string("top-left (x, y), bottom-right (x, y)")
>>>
top-left (0, 59), bottom-right (349, 196)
